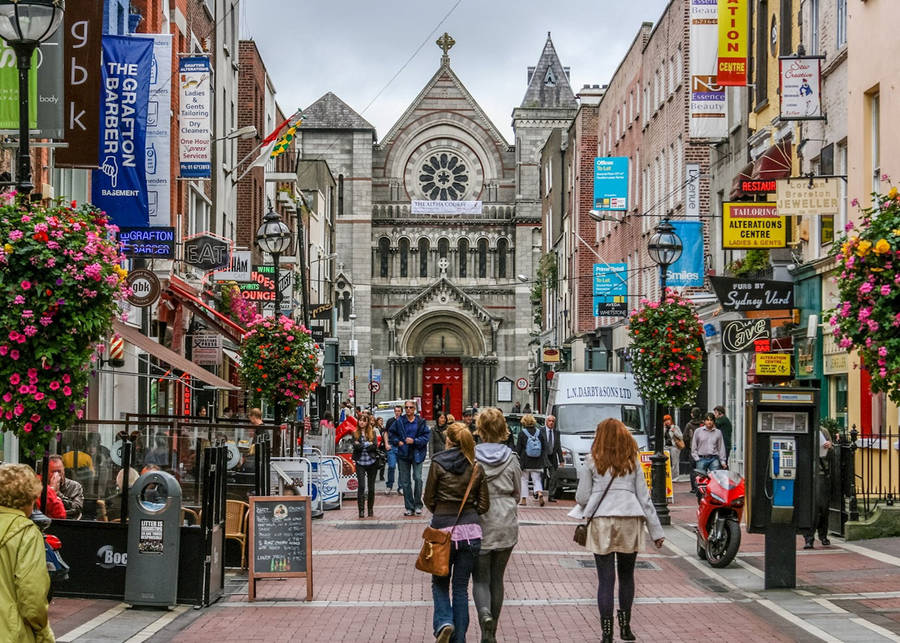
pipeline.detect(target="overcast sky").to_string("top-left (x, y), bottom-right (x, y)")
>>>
top-left (241, 1), bottom-right (669, 142)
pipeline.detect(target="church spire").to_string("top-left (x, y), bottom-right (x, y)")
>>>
top-left (520, 32), bottom-right (576, 109)
top-left (436, 32), bottom-right (455, 66)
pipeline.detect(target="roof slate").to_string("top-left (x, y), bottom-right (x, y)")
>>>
top-left (302, 92), bottom-right (375, 132)
top-left (520, 34), bottom-right (577, 109)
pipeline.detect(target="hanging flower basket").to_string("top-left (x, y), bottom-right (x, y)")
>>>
top-left (219, 281), bottom-right (258, 326)
top-left (829, 183), bottom-right (900, 403)
top-left (0, 195), bottom-right (128, 456)
top-left (239, 315), bottom-right (320, 416)
top-left (627, 290), bottom-right (705, 407)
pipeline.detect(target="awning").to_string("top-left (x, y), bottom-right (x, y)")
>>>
top-left (730, 162), bottom-right (755, 200)
top-left (167, 277), bottom-right (246, 345)
top-left (752, 140), bottom-right (793, 182)
top-left (112, 320), bottom-right (240, 390)
top-left (223, 348), bottom-right (241, 366)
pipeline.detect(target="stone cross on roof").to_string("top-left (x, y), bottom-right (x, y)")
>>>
top-left (436, 32), bottom-right (455, 61)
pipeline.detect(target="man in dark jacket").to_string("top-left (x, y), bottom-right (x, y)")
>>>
top-left (714, 405), bottom-right (733, 462)
top-left (389, 400), bottom-right (430, 515)
top-left (542, 415), bottom-right (563, 502)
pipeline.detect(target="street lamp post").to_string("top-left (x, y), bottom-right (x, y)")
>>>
top-left (646, 217), bottom-right (683, 526)
top-left (256, 204), bottom-right (291, 448)
top-left (0, 0), bottom-right (65, 194)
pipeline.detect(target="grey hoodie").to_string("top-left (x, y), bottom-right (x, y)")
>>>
top-left (475, 443), bottom-right (522, 551)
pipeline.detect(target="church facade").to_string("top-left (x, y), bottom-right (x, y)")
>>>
top-left (297, 34), bottom-right (577, 418)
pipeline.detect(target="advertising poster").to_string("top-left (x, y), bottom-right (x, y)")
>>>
top-left (640, 452), bottom-right (673, 499)
top-left (593, 157), bottom-right (629, 211)
top-left (717, 0), bottom-right (748, 86)
top-left (0, 44), bottom-right (37, 130)
top-left (666, 221), bottom-right (704, 287)
top-left (179, 56), bottom-right (211, 178)
top-left (780, 56), bottom-right (823, 120)
top-left (721, 202), bottom-right (786, 248)
top-left (593, 262), bottom-right (628, 317)
top-left (135, 34), bottom-right (172, 226)
top-left (689, 0), bottom-right (727, 138)
top-left (91, 35), bottom-right (153, 228)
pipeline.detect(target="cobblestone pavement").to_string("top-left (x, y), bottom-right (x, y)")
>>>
top-left (50, 480), bottom-right (900, 642)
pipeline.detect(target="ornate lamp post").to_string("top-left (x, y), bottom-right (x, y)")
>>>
top-left (0, 0), bottom-right (65, 193)
top-left (646, 217), bottom-right (683, 525)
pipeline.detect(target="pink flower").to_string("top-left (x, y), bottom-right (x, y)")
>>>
top-left (879, 346), bottom-right (888, 357)
top-left (23, 423), bottom-right (32, 433)
top-left (62, 386), bottom-right (72, 397)
top-left (881, 284), bottom-right (892, 296)
top-left (0, 346), bottom-right (6, 356)
top-left (1, 393), bottom-right (10, 403)
top-left (62, 374), bottom-right (71, 384)
top-left (13, 403), bottom-right (23, 416)
top-left (34, 392), bottom-right (44, 401)
top-left (860, 282), bottom-right (873, 294)
top-left (9, 373), bottom-right (20, 385)
top-left (851, 198), bottom-right (860, 207)
top-left (23, 325), bottom-right (37, 337)
top-left (10, 350), bottom-right (19, 361)
top-left (49, 381), bottom-right (59, 390)
top-left (20, 280), bottom-right (31, 290)
top-left (47, 399), bottom-right (56, 410)
top-left (13, 295), bottom-right (24, 305)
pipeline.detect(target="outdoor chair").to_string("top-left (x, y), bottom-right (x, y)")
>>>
top-left (225, 499), bottom-right (249, 569)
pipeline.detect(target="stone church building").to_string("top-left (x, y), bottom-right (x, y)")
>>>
top-left (297, 34), bottom-right (577, 418)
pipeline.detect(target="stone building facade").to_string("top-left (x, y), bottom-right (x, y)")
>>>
top-left (297, 34), bottom-right (576, 417)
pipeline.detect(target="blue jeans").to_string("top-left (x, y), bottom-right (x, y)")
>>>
top-left (397, 458), bottom-right (423, 512)
top-left (696, 456), bottom-right (722, 473)
top-left (432, 539), bottom-right (480, 641)
top-left (385, 448), bottom-right (397, 489)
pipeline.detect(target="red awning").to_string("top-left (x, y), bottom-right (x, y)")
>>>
top-left (730, 162), bottom-right (755, 200)
top-left (752, 140), bottom-right (793, 182)
top-left (166, 277), bottom-right (247, 345)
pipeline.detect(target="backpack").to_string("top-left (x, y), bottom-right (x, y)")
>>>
top-left (523, 427), bottom-right (542, 458)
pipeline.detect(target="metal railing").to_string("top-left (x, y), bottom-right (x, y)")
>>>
top-left (852, 425), bottom-right (900, 520)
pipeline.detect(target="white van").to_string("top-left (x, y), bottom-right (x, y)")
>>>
top-left (547, 372), bottom-right (647, 492)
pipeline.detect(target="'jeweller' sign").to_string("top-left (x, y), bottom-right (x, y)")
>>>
top-left (710, 277), bottom-right (794, 311)
top-left (721, 319), bottom-right (771, 353)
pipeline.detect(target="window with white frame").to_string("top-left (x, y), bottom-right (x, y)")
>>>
top-left (809, 0), bottom-right (820, 55)
top-left (674, 48), bottom-right (683, 88)
top-left (668, 144), bottom-right (676, 209)
top-left (643, 85), bottom-right (650, 124)
top-left (836, 0), bottom-right (847, 49)
top-left (189, 184), bottom-right (211, 237)
top-left (870, 91), bottom-right (880, 194)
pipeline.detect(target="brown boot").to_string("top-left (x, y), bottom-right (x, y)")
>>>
top-left (519, 498), bottom-right (527, 506)
top-left (538, 492), bottom-right (545, 506)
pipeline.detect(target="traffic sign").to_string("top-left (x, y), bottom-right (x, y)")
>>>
top-left (515, 377), bottom-right (529, 391)
top-left (368, 381), bottom-right (381, 393)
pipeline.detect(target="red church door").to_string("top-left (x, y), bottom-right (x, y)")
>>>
top-left (421, 358), bottom-right (463, 421)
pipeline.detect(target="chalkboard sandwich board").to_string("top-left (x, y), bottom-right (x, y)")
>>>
top-left (248, 496), bottom-right (312, 601)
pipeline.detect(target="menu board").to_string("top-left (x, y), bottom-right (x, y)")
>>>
top-left (248, 496), bottom-right (312, 601)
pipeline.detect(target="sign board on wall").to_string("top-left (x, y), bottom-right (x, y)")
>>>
top-left (775, 179), bottom-right (840, 217)
top-left (755, 353), bottom-right (791, 377)
top-left (685, 163), bottom-right (701, 216)
top-left (593, 157), bottom-right (629, 211)
top-left (119, 227), bottom-right (175, 259)
top-left (689, 0), bottom-right (727, 138)
top-left (779, 56), bottom-right (824, 120)
top-left (717, 0), bottom-right (748, 86)
top-left (593, 263), bottom-right (628, 317)
top-left (411, 201), bottom-right (482, 215)
top-left (710, 277), bottom-right (794, 311)
top-left (722, 202), bottom-right (786, 248)
top-left (183, 233), bottom-right (231, 271)
top-left (721, 318), bottom-right (771, 353)
top-left (192, 332), bottom-right (223, 366)
top-left (178, 56), bottom-right (212, 178)
top-left (212, 250), bottom-right (252, 282)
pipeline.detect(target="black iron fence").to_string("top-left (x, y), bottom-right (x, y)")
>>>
top-left (851, 425), bottom-right (900, 520)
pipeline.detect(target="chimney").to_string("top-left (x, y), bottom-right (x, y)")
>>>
top-left (577, 84), bottom-right (606, 105)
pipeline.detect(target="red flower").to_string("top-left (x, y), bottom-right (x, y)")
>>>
top-left (33, 230), bottom-right (49, 243)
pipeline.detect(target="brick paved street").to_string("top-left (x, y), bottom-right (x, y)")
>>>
top-left (49, 481), bottom-right (900, 642)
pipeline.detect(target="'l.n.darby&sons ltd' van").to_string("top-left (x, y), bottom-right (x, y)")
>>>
top-left (547, 372), bottom-right (647, 493)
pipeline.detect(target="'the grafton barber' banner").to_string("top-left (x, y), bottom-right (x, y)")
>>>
top-left (179, 56), bottom-right (212, 178)
top-left (91, 35), bottom-right (152, 227)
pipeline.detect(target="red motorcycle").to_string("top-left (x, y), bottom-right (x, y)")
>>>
top-left (695, 469), bottom-right (745, 568)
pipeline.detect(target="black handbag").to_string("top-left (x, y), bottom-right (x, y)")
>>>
top-left (574, 476), bottom-right (614, 546)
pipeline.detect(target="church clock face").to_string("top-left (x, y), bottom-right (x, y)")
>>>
top-left (418, 152), bottom-right (469, 200)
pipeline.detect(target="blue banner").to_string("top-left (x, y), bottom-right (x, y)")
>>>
top-left (92, 35), bottom-right (153, 227)
top-left (666, 221), bottom-right (704, 287)
top-left (593, 262), bottom-right (628, 317)
top-left (593, 157), bottom-right (629, 211)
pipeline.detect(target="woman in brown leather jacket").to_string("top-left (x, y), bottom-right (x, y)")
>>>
top-left (423, 422), bottom-right (490, 643)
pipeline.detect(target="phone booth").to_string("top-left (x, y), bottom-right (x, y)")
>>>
top-left (745, 387), bottom-right (818, 589)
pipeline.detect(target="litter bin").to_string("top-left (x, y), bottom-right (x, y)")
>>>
top-left (124, 470), bottom-right (182, 607)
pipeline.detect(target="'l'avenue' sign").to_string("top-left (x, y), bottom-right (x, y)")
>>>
top-left (710, 277), bottom-right (794, 311)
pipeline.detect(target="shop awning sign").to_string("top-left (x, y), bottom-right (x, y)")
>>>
top-left (710, 276), bottom-right (793, 311)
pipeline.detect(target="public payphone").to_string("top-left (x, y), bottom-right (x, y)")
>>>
top-left (745, 387), bottom-right (818, 589)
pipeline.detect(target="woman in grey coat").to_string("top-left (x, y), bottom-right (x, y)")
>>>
top-left (571, 418), bottom-right (665, 643)
top-left (472, 408), bottom-right (521, 643)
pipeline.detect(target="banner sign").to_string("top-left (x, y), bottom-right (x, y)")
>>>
top-left (137, 35), bottom-right (172, 226)
top-left (721, 318), bottom-right (771, 353)
top-left (593, 263), bottom-right (628, 317)
top-left (593, 157), bottom-right (629, 211)
top-left (689, 0), bottom-right (727, 138)
top-left (775, 178), bottom-right (840, 217)
top-left (56, 3), bottom-right (105, 167)
top-left (183, 233), bottom-right (230, 271)
top-left (0, 45), bottom-right (37, 130)
top-left (37, 27), bottom-right (64, 138)
top-left (755, 353), bottom-right (791, 377)
top-left (91, 35), bottom-right (153, 228)
top-left (178, 56), bottom-right (211, 178)
top-left (779, 56), bottom-right (823, 120)
top-left (263, 270), bottom-right (295, 316)
top-left (717, 0), bottom-right (748, 86)
top-left (710, 276), bottom-right (794, 311)
top-left (410, 200), bottom-right (482, 215)
top-left (667, 221), bottom-right (704, 287)
top-left (685, 163), bottom-right (701, 216)
top-left (119, 226), bottom-right (175, 258)
top-left (722, 202), bottom-right (786, 248)
top-left (213, 250), bottom-right (252, 282)
top-left (192, 332), bottom-right (223, 366)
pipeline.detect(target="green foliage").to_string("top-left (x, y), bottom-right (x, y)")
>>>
top-left (530, 252), bottom-right (558, 326)
top-left (726, 249), bottom-right (770, 277)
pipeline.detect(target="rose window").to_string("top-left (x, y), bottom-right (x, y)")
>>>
top-left (418, 153), bottom-right (469, 200)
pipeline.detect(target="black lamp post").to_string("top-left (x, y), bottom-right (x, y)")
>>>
top-left (0, 0), bottom-right (64, 194)
top-left (646, 217), bottom-right (683, 525)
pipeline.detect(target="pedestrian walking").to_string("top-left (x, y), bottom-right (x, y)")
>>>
top-left (389, 400), bottom-right (430, 515)
top-left (423, 422), bottom-right (490, 643)
top-left (661, 415), bottom-right (683, 483)
top-left (572, 419), bottom-right (665, 642)
top-left (374, 416), bottom-right (387, 480)
top-left (431, 413), bottom-right (449, 458)
top-left (691, 413), bottom-right (726, 495)
top-left (543, 414), bottom-right (563, 502)
top-left (713, 405), bottom-right (733, 461)
top-left (511, 401), bottom-right (521, 413)
top-left (516, 414), bottom-right (547, 506)
top-left (804, 425), bottom-right (835, 549)
top-left (472, 408), bottom-right (520, 643)
top-left (383, 404), bottom-right (403, 495)
top-left (351, 413), bottom-right (379, 518)
top-left (680, 408), bottom-right (703, 479)
top-left (0, 463), bottom-right (55, 642)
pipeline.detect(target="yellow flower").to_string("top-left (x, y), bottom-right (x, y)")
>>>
top-left (3, 243), bottom-right (12, 254)
top-left (856, 240), bottom-right (872, 256)
top-left (889, 187), bottom-right (899, 200)
top-left (874, 239), bottom-right (891, 254)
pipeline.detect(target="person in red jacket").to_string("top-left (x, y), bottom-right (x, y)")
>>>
top-left (34, 479), bottom-right (66, 519)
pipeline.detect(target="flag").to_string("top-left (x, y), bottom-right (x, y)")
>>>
top-left (246, 110), bottom-right (302, 169)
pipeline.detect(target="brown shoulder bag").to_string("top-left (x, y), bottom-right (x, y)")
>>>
top-left (415, 463), bottom-right (479, 577)
top-left (574, 476), bottom-right (614, 546)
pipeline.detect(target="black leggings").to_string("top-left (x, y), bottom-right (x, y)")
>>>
top-left (594, 552), bottom-right (637, 618)
top-left (472, 547), bottom-right (513, 621)
top-left (356, 463), bottom-right (377, 513)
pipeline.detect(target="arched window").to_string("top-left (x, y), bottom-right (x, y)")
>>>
top-left (477, 238), bottom-right (488, 278)
top-left (458, 238), bottom-right (468, 278)
top-left (497, 238), bottom-right (508, 278)
top-left (378, 237), bottom-right (390, 278)
top-left (399, 238), bottom-right (409, 277)
top-left (418, 238), bottom-right (429, 278)
top-left (438, 238), bottom-right (449, 258)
